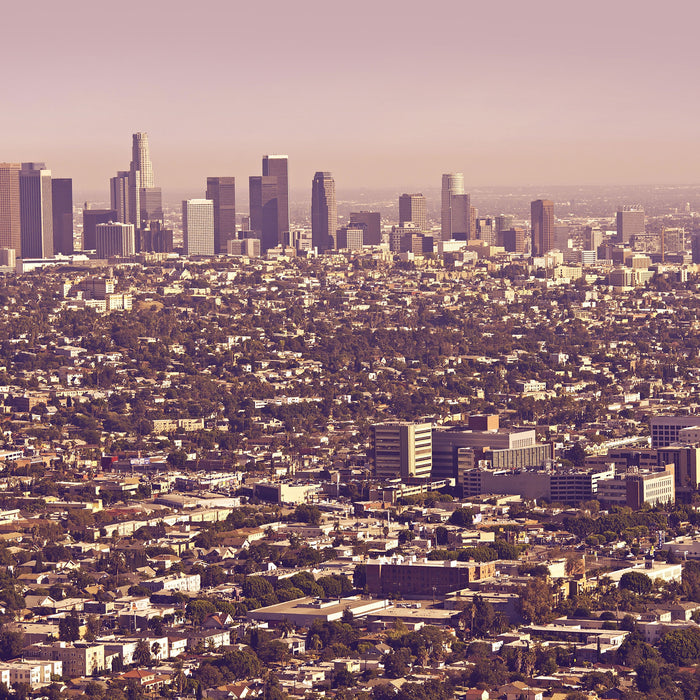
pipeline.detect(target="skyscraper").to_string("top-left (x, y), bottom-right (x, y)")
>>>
top-left (131, 132), bottom-right (154, 188)
top-left (0, 163), bottom-right (21, 256)
top-left (350, 211), bottom-right (381, 245)
top-left (249, 176), bottom-right (278, 252)
top-left (128, 132), bottom-right (162, 230)
top-left (262, 155), bottom-right (289, 244)
top-left (96, 222), bottom-right (135, 258)
top-left (51, 178), bottom-right (73, 255)
top-left (531, 199), bottom-right (554, 256)
top-left (83, 209), bottom-right (117, 250)
top-left (616, 205), bottom-right (645, 244)
top-left (206, 177), bottom-right (236, 254)
top-left (182, 199), bottom-right (214, 256)
top-left (441, 172), bottom-right (464, 240)
top-left (311, 171), bottom-right (337, 252)
top-left (110, 171), bottom-right (130, 224)
top-left (19, 163), bottom-right (53, 259)
top-left (399, 193), bottom-right (427, 232)
top-left (450, 194), bottom-right (471, 239)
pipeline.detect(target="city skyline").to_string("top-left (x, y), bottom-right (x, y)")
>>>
top-left (3, 1), bottom-right (700, 194)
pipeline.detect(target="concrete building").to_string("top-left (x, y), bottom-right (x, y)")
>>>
top-left (616, 205), bottom-right (645, 244)
top-left (597, 465), bottom-right (675, 509)
top-left (373, 421), bottom-right (432, 480)
top-left (183, 199), bottom-right (214, 256)
top-left (95, 222), bottom-right (135, 258)
top-left (441, 172), bottom-right (465, 240)
top-left (531, 199), bottom-right (554, 256)
top-left (19, 162), bottom-right (53, 259)
top-left (399, 193), bottom-right (426, 232)
top-left (206, 177), bottom-right (236, 254)
top-left (311, 171), bottom-right (336, 252)
top-left (349, 211), bottom-right (381, 245)
top-left (650, 416), bottom-right (700, 448)
top-left (366, 558), bottom-right (496, 597)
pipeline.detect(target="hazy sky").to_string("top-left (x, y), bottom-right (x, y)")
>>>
top-left (4, 0), bottom-right (700, 196)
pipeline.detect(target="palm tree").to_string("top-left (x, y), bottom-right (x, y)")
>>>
top-left (150, 641), bottom-right (161, 667)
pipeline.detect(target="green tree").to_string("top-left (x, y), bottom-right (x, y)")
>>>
top-left (619, 571), bottom-right (652, 595)
top-left (133, 639), bottom-right (152, 667)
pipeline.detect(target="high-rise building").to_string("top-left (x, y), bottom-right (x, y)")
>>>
top-left (373, 421), bottom-right (433, 480)
top-left (51, 178), bottom-right (73, 255)
top-left (584, 226), bottom-right (603, 251)
top-left (476, 217), bottom-right (494, 245)
top-left (450, 194), bottom-right (471, 239)
top-left (131, 132), bottom-right (154, 188)
top-left (616, 206), bottom-right (645, 244)
top-left (249, 176), bottom-right (278, 252)
top-left (19, 163), bottom-right (53, 259)
top-left (127, 132), bottom-right (160, 231)
top-left (399, 193), bottom-right (426, 232)
top-left (311, 171), bottom-right (337, 252)
top-left (495, 215), bottom-right (514, 237)
top-left (502, 228), bottom-right (526, 254)
top-left (262, 155), bottom-right (289, 244)
top-left (182, 199), bottom-right (214, 256)
top-left (95, 222), bottom-right (135, 258)
top-left (140, 221), bottom-right (174, 254)
top-left (206, 177), bottom-right (236, 254)
top-left (336, 225), bottom-right (364, 251)
top-left (139, 187), bottom-right (163, 226)
top-left (441, 172), bottom-right (464, 240)
top-left (83, 209), bottom-right (117, 250)
top-left (110, 171), bottom-right (130, 224)
top-left (531, 199), bottom-right (554, 256)
top-left (350, 211), bottom-right (381, 245)
top-left (0, 163), bottom-right (21, 256)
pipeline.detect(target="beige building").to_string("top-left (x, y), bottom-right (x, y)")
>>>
top-left (373, 421), bottom-right (432, 480)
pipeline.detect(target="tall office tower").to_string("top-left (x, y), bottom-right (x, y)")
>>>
top-left (131, 132), bottom-right (154, 188)
top-left (616, 205), bottom-right (645, 244)
top-left (83, 209), bottom-right (117, 250)
top-left (182, 199), bottom-right (214, 256)
top-left (441, 172), bottom-right (464, 240)
top-left (693, 234), bottom-right (700, 264)
top-left (495, 215), bottom-right (514, 237)
top-left (449, 194), bottom-right (471, 239)
top-left (350, 211), bottom-right (381, 245)
top-left (399, 193), bottom-right (427, 232)
top-left (531, 199), bottom-right (554, 256)
top-left (19, 163), bottom-right (53, 259)
top-left (476, 217), bottom-right (494, 245)
top-left (336, 225), bottom-right (365, 251)
top-left (140, 187), bottom-right (163, 226)
top-left (206, 177), bottom-right (236, 254)
top-left (584, 226), bottom-right (603, 251)
top-left (311, 171), bottom-right (337, 252)
top-left (110, 171), bottom-right (130, 223)
top-left (0, 163), bottom-right (21, 255)
top-left (502, 228), bottom-right (526, 254)
top-left (554, 224), bottom-right (571, 251)
top-left (262, 155), bottom-right (289, 244)
top-left (51, 178), bottom-right (73, 255)
top-left (127, 132), bottom-right (160, 231)
top-left (373, 421), bottom-right (433, 480)
top-left (249, 176), bottom-right (278, 252)
top-left (95, 222), bottom-right (135, 258)
top-left (141, 221), bottom-right (174, 253)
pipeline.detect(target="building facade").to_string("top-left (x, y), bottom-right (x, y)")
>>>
top-left (531, 199), bottom-right (554, 256)
top-left (311, 171), bottom-right (337, 252)
top-left (206, 177), bottom-right (236, 254)
top-left (373, 421), bottom-right (432, 480)
top-left (182, 199), bottom-right (215, 256)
